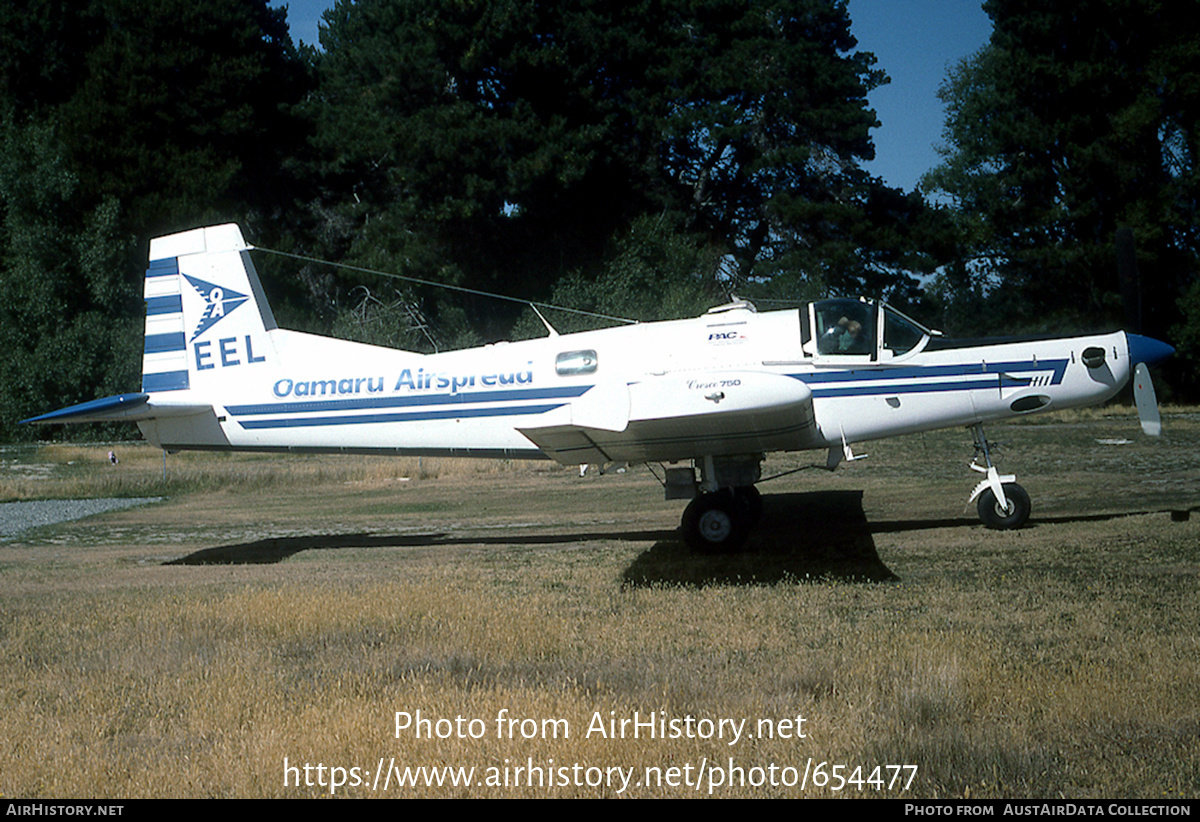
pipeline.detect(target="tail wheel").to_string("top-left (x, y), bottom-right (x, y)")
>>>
top-left (977, 483), bottom-right (1031, 530)
top-left (681, 489), bottom-right (750, 553)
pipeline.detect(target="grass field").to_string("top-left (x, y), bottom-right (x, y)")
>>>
top-left (1, 407), bottom-right (1198, 798)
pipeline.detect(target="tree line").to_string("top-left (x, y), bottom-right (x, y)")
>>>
top-left (1, 0), bottom-right (1197, 439)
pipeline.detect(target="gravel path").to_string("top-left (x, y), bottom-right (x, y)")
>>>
top-left (0, 498), bottom-right (162, 538)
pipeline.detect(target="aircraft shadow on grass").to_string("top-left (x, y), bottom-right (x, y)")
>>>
top-left (165, 490), bottom-right (896, 585)
top-left (164, 490), bottom-right (1192, 587)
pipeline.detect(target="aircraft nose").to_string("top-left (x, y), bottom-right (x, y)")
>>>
top-left (1127, 333), bottom-right (1175, 367)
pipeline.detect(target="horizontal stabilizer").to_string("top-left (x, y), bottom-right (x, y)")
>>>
top-left (21, 393), bottom-right (211, 425)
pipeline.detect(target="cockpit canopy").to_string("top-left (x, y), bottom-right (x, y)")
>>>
top-left (806, 298), bottom-right (937, 361)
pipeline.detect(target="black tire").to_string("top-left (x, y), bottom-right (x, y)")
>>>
top-left (681, 490), bottom-right (750, 553)
top-left (977, 483), bottom-right (1031, 530)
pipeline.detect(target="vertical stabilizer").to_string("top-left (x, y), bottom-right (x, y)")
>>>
top-left (141, 225), bottom-right (278, 396)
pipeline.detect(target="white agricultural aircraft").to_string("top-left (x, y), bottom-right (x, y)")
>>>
top-left (25, 224), bottom-right (1175, 551)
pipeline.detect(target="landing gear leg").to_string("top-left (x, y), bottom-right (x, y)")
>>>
top-left (967, 423), bottom-right (1031, 530)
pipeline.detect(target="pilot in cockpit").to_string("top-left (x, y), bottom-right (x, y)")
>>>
top-left (820, 315), bottom-right (871, 355)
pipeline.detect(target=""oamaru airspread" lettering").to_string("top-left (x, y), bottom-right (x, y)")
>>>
top-left (272, 364), bottom-right (534, 398)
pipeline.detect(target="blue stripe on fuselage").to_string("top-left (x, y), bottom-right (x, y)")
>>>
top-left (237, 403), bottom-right (567, 429)
top-left (793, 358), bottom-right (1068, 398)
top-left (226, 385), bottom-right (592, 416)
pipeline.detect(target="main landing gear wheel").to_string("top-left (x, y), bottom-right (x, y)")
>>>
top-left (737, 484), bottom-right (763, 526)
top-left (681, 487), bottom-right (756, 553)
top-left (976, 482), bottom-right (1031, 530)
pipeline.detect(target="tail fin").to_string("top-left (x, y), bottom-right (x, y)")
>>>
top-left (142, 224), bottom-right (278, 395)
top-left (23, 225), bottom-right (286, 428)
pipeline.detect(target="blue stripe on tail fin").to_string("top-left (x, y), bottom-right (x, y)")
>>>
top-left (142, 255), bottom-right (189, 392)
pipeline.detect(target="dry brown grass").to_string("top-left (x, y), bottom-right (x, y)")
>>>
top-left (1, 412), bottom-right (1198, 798)
top-left (0, 443), bottom-right (556, 503)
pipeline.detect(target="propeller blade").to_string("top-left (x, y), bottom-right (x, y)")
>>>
top-left (1133, 362), bottom-right (1162, 436)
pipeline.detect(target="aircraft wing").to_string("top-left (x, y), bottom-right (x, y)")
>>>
top-left (21, 393), bottom-right (213, 425)
top-left (519, 371), bottom-right (819, 464)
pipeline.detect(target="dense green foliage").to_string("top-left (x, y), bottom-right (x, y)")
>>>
top-left (923, 0), bottom-right (1200, 346)
top-left (2, 0), bottom-right (1198, 438)
top-left (0, 0), bottom-right (311, 438)
top-left (309, 0), bottom-right (939, 339)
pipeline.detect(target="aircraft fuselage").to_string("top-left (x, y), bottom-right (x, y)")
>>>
top-left (25, 225), bottom-right (1173, 548)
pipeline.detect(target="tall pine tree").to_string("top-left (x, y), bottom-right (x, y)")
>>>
top-left (923, 0), bottom-right (1200, 339)
top-left (312, 0), bottom-right (938, 340)
top-left (0, 0), bottom-right (310, 437)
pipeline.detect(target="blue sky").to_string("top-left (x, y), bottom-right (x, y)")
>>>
top-left (272, 0), bottom-right (993, 192)
top-left (848, 0), bottom-right (992, 191)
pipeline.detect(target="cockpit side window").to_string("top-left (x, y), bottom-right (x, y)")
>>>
top-left (815, 300), bottom-right (875, 356)
top-left (882, 308), bottom-right (925, 356)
